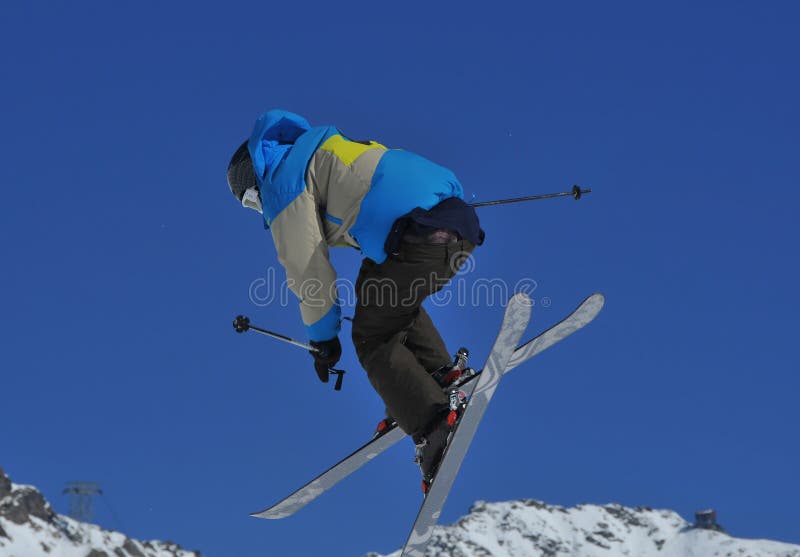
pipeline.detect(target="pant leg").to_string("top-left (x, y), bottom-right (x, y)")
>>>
top-left (405, 241), bottom-right (475, 372)
top-left (352, 239), bottom-right (475, 436)
top-left (403, 306), bottom-right (451, 373)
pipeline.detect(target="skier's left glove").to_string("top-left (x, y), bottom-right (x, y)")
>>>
top-left (309, 337), bottom-right (342, 383)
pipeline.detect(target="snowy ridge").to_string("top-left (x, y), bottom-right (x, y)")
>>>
top-left (0, 467), bottom-right (199, 557)
top-left (368, 499), bottom-right (800, 557)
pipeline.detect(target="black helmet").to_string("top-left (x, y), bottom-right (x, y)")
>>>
top-left (226, 140), bottom-right (257, 201)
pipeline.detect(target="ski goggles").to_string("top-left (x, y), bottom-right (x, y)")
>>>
top-left (241, 187), bottom-right (263, 214)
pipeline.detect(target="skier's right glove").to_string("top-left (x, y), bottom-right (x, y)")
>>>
top-left (309, 337), bottom-right (342, 383)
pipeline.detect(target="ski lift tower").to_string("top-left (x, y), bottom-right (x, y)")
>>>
top-left (63, 481), bottom-right (102, 522)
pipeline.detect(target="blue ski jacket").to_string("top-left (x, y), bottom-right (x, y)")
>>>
top-left (247, 109), bottom-right (465, 342)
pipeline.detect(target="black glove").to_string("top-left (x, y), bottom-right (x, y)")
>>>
top-left (309, 337), bottom-right (342, 383)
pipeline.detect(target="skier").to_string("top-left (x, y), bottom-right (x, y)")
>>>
top-left (227, 109), bottom-right (484, 484)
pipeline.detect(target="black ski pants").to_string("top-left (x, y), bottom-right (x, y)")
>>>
top-left (351, 238), bottom-right (475, 437)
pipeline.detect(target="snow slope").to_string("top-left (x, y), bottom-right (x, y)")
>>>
top-left (0, 467), bottom-right (199, 557)
top-left (368, 499), bottom-right (800, 557)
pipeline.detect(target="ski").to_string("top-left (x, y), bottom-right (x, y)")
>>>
top-left (399, 293), bottom-right (531, 556)
top-left (251, 292), bottom-right (605, 520)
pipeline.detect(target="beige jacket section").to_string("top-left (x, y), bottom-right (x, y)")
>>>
top-left (269, 135), bottom-right (387, 330)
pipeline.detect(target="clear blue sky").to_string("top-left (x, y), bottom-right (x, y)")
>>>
top-left (2, 2), bottom-right (798, 556)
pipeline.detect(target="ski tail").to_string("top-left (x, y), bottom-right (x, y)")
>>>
top-left (250, 425), bottom-right (406, 519)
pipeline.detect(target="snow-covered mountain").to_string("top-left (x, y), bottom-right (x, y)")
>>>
top-left (368, 499), bottom-right (800, 557)
top-left (6, 463), bottom-right (799, 557)
top-left (0, 467), bottom-right (199, 557)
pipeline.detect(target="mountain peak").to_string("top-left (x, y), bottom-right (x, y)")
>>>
top-left (369, 499), bottom-right (800, 557)
top-left (0, 466), bottom-right (199, 557)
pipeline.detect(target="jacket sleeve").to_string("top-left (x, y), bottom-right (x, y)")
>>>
top-left (270, 189), bottom-right (341, 342)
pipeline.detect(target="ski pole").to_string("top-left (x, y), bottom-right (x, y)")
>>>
top-left (232, 315), bottom-right (346, 391)
top-left (233, 315), bottom-right (318, 351)
top-left (469, 184), bottom-right (591, 207)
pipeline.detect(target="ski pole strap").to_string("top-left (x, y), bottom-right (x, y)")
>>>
top-left (329, 368), bottom-right (345, 391)
top-left (470, 185), bottom-right (591, 207)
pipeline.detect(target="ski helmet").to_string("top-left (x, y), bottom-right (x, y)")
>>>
top-left (227, 140), bottom-right (257, 201)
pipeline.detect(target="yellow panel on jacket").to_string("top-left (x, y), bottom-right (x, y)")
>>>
top-left (319, 134), bottom-right (387, 167)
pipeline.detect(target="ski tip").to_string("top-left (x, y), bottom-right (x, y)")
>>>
top-left (574, 293), bottom-right (605, 323)
top-left (249, 508), bottom-right (289, 520)
top-left (588, 292), bottom-right (606, 309)
top-left (510, 292), bottom-right (532, 307)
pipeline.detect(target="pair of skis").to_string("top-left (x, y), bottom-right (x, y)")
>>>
top-left (253, 292), bottom-right (605, 556)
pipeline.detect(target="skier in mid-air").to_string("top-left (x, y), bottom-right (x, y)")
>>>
top-left (227, 109), bottom-right (484, 486)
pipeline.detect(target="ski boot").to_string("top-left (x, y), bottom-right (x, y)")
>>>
top-left (373, 348), bottom-right (472, 441)
top-left (413, 387), bottom-right (469, 494)
top-left (431, 347), bottom-right (476, 389)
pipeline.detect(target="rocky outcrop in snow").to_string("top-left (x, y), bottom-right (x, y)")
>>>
top-left (368, 499), bottom-right (800, 557)
top-left (0, 466), bottom-right (200, 557)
